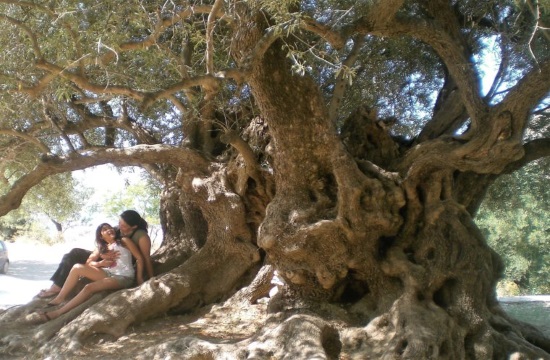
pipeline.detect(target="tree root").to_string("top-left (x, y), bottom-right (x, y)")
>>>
top-left (137, 313), bottom-right (341, 360)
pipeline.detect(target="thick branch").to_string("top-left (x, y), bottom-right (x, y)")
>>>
top-left (366, 0), bottom-right (405, 27)
top-left (300, 17), bottom-right (345, 50)
top-left (496, 59), bottom-right (550, 132)
top-left (417, 65), bottom-right (465, 143)
top-left (0, 145), bottom-right (209, 217)
top-left (346, 11), bottom-right (486, 124)
top-left (504, 138), bottom-right (550, 173)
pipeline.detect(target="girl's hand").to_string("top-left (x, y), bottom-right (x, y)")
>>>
top-left (99, 259), bottom-right (115, 268)
top-left (101, 250), bottom-right (120, 261)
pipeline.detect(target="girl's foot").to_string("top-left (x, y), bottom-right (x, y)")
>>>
top-left (46, 300), bottom-right (65, 307)
top-left (36, 289), bottom-right (60, 298)
top-left (29, 311), bottom-right (52, 324)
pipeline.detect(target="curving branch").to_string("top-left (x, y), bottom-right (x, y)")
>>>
top-left (245, 25), bottom-right (286, 69)
top-left (0, 145), bottom-right (209, 217)
top-left (504, 138), bottom-right (550, 173)
top-left (300, 17), bottom-right (345, 50)
top-left (206, 0), bottom-right (224, 74)
top-left (41, 100), bottom-right (77, 153)
top-left (18, 72), bottom-right (59, 98)
top-left (328, 35), bottom-right (365, 122)
top-left (495, 59), bottom-right (550, 132)
top-left (346, 5), bottom-right (486, 126)
top-left (100, 5), bottom-right (219, 66)
top-left (0, 14), bottom-right (43, 60)
top-left (0, 129), bottom-right (49, 153)
top-left (141, 74), bottom-right (222, 109)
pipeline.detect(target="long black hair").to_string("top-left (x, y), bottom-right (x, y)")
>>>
top-left (95, 223), bottom-right (120, 253)
top-left (120, 210), bottom-right (148, 231)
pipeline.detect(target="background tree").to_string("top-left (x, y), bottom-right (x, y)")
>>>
top-left (476, 158), bottom-right (550, 295)
top-left (101, 171), bottom-right (161, 225)
top-left (0, 172), bottom-right (91, 241)
top-left (0, 0), bottom-right (549, 359)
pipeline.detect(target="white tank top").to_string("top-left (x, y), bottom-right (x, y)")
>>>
top-left (106, 242), bottom-right (135, 278)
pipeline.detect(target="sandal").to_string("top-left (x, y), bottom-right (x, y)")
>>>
top-left (35, 289), bottom-right (60, 299)
top-left (45, 300), bottom-right (65, 308)
top-left (44, 302), bottom-right (60, 308)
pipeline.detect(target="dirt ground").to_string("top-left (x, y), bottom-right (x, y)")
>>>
top-left (0, 296), bottom-right (270, 360)
top-left (82, 301), bottom-right (269, 359)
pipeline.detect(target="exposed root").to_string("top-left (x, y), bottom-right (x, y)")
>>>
top-left (138, 313), bottom-right (341, 360)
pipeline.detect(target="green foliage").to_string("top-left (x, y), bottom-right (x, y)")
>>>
top-left (25, 173), bottom-right (93, 225)
top-left (102, 175), bottom-right (161, 226)
top-left (476, 159), bottom-right (550, 295)
top-left (0, 207), bottom-right (29, 240)
top-left (0, 172), bottom-right (93, 242)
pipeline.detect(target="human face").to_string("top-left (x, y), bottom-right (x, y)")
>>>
top-left (101, 225), bottom-right (116, 242)
top-left (118, 218), bottom-right (137, 236)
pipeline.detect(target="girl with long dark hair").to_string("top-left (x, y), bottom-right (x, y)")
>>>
top-left (36, 223), bottom-right (143, 322)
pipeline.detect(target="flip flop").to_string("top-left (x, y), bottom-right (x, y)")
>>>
top-left (44, 302), bottom-right (60, 308)
top-left (35, 289), bottom-right (60, 299)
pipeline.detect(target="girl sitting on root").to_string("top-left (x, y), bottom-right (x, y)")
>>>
top-left (37, 223), bottom-right (143, 322)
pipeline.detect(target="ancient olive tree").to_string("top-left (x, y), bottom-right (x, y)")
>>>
top-left (1, 0), bottom-right (549, 358)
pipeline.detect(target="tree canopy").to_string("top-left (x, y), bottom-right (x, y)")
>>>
top-left (0, 0), bottom-right (549, 358)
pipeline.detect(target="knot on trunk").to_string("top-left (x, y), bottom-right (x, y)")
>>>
top-left (340, 105), bottom-right (400, 168)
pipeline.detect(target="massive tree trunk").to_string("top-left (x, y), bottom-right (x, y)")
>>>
top-left (1, 1), bottom-right (549, 359)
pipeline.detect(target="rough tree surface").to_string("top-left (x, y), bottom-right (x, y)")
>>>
top-left (0, 0), bottom-right (549, 359)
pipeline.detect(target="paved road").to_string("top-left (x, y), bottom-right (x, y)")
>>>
top-left (0, 241), bottom-right (91, 310)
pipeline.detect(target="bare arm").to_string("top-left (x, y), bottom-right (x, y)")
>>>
top-left (86, 248), bottom-right (116, 268)
top-left (136, 234), bottom-right (154, 279)
top-left (122, 237), bottom-right (144, 285)
top-left (85, 249), bottom-right (101, 267)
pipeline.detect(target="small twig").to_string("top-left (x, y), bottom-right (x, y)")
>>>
top-left (526, 0), bottom-right (541, 70)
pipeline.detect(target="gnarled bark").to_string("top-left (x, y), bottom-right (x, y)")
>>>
top-left (0, 1), bottom-right (549, 359)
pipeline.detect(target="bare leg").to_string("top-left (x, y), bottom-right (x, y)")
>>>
top-left (48, 264), bottom-right (107, 305)
top-left (46, 277), bottom-right (122, 319)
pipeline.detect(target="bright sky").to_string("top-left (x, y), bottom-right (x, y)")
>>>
top-left (73, 164), bottom-right (127, 201)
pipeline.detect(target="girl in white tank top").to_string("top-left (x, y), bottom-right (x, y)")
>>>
top-left (36, 223), bottom-right (144, 323)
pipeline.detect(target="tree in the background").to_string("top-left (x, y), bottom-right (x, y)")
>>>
top-left (476, 158), bottom-right (550, 295)
top-left (476, 109), bottom-right (549, 296)
top-left (102, 174), bottom-right (161, 226)
top-left (0, 1), bottom-right (549, 358)
top-left (0, 172), bottom-right (92, 241)
top-left (0, 207), bottom-right (28, 240)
